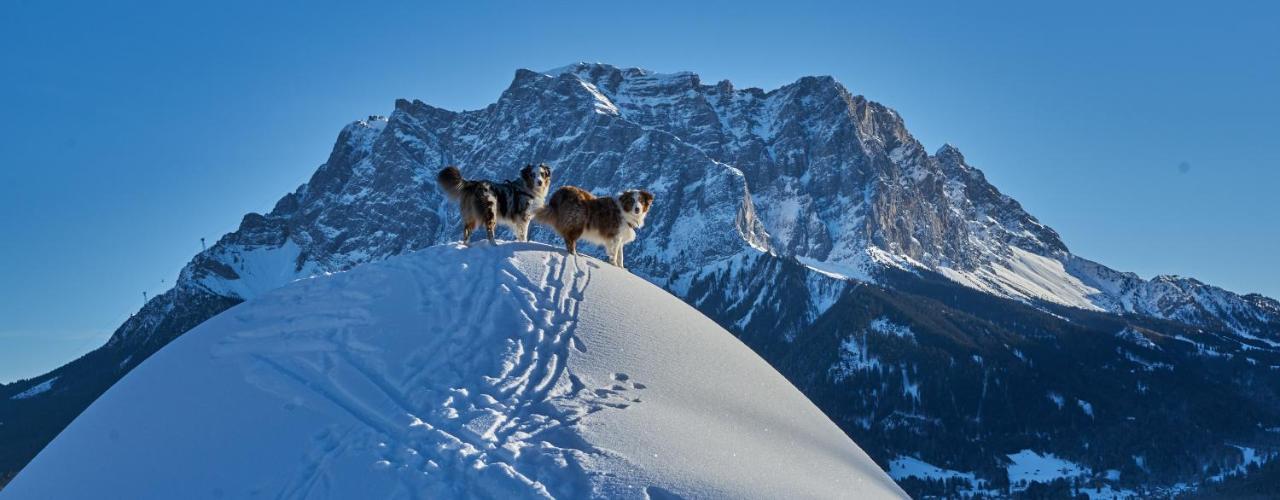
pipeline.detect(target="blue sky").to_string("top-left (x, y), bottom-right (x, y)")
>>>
top-left (1, 0), bottom-right (1276, 382)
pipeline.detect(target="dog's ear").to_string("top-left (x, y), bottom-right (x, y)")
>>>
top-left (638, 190), bottom-right (654, 210)
top-left (540, 164), bottom-right (552, 178)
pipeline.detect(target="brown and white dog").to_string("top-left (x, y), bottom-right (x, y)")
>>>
top-left (535, 186), bottom-right (654, 268)
top-left (436, 164), bottom-right (552, 245)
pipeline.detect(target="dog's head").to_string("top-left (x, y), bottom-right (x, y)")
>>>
top-left (619, 189), bottom-right (654, 229)
top-left (520, 164), bottom-right (553, 196)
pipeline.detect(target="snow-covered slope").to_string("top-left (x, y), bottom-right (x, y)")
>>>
top-left (3, 243), bottom-right (904, 499)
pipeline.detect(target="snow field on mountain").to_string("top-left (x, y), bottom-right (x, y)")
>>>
top-left (888, 455), bottom-right (978, 484)
top-left (7, 378), bottom-right (56, 401)
top-left (4, 242), bottom-right (904, 499)
top-left (1005, 449), bottom-right (1090, 487)
top-left (889, 452), bottom-right (1132, 499)
top-left (195, 240), bottom-right (324, 300)
top-left (937, 247), bottom-right (1106, 312)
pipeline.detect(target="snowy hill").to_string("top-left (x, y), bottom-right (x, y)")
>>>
top-left (2, 243), bottom-right (905, 499)
top-left (4, 62), bottom-right (1278, 496)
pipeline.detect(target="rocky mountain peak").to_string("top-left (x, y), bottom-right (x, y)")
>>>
top-left (103, 62), bottom-right (1280, 362)
top-left (933, 143), bottom-right (964, 161)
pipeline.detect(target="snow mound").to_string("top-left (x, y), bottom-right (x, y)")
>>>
top-left (4, 242), bottom-right (904, 499)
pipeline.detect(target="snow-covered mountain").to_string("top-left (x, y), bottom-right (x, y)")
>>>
top-left (3, 62), bottom-right (1278, 496)
top-left (162, 62), bottom-right (1277, 340)
top-left (2, 243), bottom-right (906, 499)
top-left (537, 63), bottom-right (1278, 333)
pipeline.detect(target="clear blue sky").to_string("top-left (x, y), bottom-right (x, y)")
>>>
top-left (1, 0), bottom-right (1276, 383)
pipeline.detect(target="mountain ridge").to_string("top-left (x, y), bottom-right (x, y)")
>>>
top-left (543, 62), bottom-right (1276, 330)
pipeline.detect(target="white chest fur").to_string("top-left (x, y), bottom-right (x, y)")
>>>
top-left (617, 223), bottom-right (636, 244)
top-left (578, 202), bottom-right (635, 247)
top-left (580, 222), bottom-right (632, 247)
top-left (527, 193), bottom-right (546, 213)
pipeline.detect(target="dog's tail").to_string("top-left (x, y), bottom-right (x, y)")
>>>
top-left (437, 166), bottom-right (465, 199)
top-left (534, 193), bottom-right (559, 226)
top-left (533, 206), bottom-right (553, 225)
top-left (534, 187), bottom-right (581, 226)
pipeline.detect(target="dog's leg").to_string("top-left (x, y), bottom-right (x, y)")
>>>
top-left (486, 219), bottom-right (497, 245)
top-left (564, 228), bottom-right (583, 255)
top-left (606, 242), bottom-right (618, 266)
top-left (462, 219), bottom-right (476, 246)
top-left (617, 244), bottom-right (625, 269)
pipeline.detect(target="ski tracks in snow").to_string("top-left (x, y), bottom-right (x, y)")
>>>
top-left (213, 247), bottom-right (645, 499)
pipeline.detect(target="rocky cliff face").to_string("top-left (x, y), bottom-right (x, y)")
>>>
top-left (4, 63), bottom-right (1278, 495)
top-left (154, 62), bottom-right (1277, 338)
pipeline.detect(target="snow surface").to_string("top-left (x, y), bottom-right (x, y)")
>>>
top-left (1209, 445), bottom-right (1275, 483)
top-left (889, 454), bottom-right (1135, 500)
top-left (888, 456), bottom-right (977, 483)
top-left (8, 377), bottom-right (56, 400)
top-left (1006, 449), bottom-right (1090, 489)
top-left (829, 317), bottom-right (916, 383)
top-left (4, 242), bottom-right (904, 499)
top-left (938, 247), bottom-right (1106, 312)
top-left (1076, 399), bottom-right (1095, 418)
top-left (1047, 392), bottom-right (1065, 409)
top-left (830, 332), bottom-right (880, 381)
top-left (869, 317), bottom-right (914, 340)
top-left (1115, 327), bottom-right (1159, 350)
top-left (196, 240), bottom-right (324, 300)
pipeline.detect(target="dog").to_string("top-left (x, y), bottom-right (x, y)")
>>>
top-left (535, 186), bottom-right (654, 268)
top-left (436, 164), bottom-right (552, 245)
